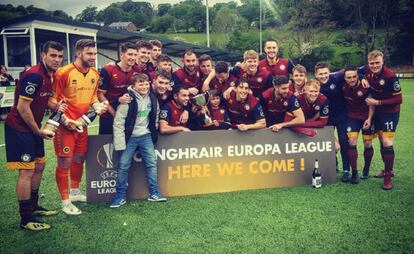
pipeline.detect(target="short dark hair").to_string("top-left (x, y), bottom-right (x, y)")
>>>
top-left (149, 39), bottom-right (162, 48)
top-left (130, 73), bottom-right (149, 86)
top-left (157, 54), bottom-right (171, 63)
top-left (75, 39), bottom-right (96, 51)
top-left (209, 89), bottom-right (220, 98)
top-left (199, 54), bottom-right (212, 63)
top-left (264, 38), bottom-right (279, 48)
top-left (41, 41), bottom-right (64, 53)
top-left (235, 77), bottom-right (249, 88)
top-left (156, 69), bottom-right (172, 81)
top-left (272, 75), bottom-right (289, 86)
top-left (183, 49), bottom-right (196, 58)
top-left (214, 61), bottom-right (229, 73)
top-left (136, 40), bottom-right (153, 50)
top-left (172, 84), bottom-right (187, 96)
top-left (314, 61), bottom-right (329, 73)
top-left (343, 65), bottom-right (358, 75)
top-left (120, 42), bottom-right (137, 53)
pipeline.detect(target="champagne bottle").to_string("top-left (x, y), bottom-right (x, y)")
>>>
top-left (312, 159), bottom-right (322, 188)
top-left (42, 110), bottom-right (63, 136)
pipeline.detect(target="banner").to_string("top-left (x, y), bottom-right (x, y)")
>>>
top-left (0, 86), bottom-right (16, 108)
top-left (86, 127), bottom-right (336, 203)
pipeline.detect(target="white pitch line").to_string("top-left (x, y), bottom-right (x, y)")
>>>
top-left (0, 144), bottom-right (5, 147)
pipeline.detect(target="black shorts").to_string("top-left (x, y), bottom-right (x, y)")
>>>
top-left (373, 111), bottom-right (399, 137)
top-left (99, 117), bottom-right (113, 135)
top-left (346, 117), bottom-right (374, 140)
top-left (5, 123), bottom-right (45, 170)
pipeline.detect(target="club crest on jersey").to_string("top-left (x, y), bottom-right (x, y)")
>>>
top-left (91, 78), bottom-right (96, 84)
top-left (280, 64), bottom-right (286, 71)
top-left (63, 147), bottom-right (70, 154)
top-left (283, 101), bottom-right (288, 106)
top-left (357, 91), bottom-right (364, 97)
top-left (21, 154), bottom-right (31, 162)
top-left (257, 77), bottom-right (263, 83)
top-left (112, 74), bottom-right (118, 79)
top-left (330, 84), bottom-right (336, 90)
top-left (379, 79), bottom-right (385, 86)
top-left (245, 104), bottom-right (250, 111)
top-left (347, 126), bottom-right (352, 132)
top-left (315, 105), bottom-right (320, 111)
top-left (230, 81), bottom-right (235, 87)
top-left (160, 110), bottom-right (168, 119)
top-left (25, 84), bottom-right (36, 95)
top-left (393, 81), bottom-right (401, 91)
top-left (220, 109), bottom-right (225, 114)
top-left (322, 106), bottom-right (329, 115)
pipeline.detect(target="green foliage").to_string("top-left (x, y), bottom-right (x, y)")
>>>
top-left (212, 7), bottom-right (248, 34)
top-left (96, 6), bottom-right (127, 25)
top-left (291, 43), bottom-right (335, 71)
top-left (151, 15), bottom-right (175, 33)
top-left (0, 4), bottom-right (72, 22)
top-left (75, 5), bottom-right (98, 22)
top-left (226, 30), bottom-right (261, 54)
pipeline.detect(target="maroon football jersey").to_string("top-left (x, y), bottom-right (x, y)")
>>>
top-left (297, 93), bottom-right (329, 120)
top-left (360, 66), bottom-right (402, 113)
top-left (262, 88), bottom-right (301, 126)
top-left (342, 81), bottom-right (370, 120)
top-left (6, 63), bottom-right (53, 132)
top-left (234, 68), bottom-right (272, 98)
top-left (226, 91), bottom-right (265, 125)
top-left (172, 68), bottom-right (201, 89)
top-left (209, 76), bottom-right (237, 94)
top-left (258, 57), bottom-right (293, 77)
top-left (99, 64), bottom-right (136, 119)
top-left (159, 100), bottom-right (187, 127)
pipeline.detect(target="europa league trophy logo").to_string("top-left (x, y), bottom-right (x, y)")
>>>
top-left (190, 91), bottom-right (212, 125)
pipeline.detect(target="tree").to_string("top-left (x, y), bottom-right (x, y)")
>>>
top-left (96, 6), bottom-right (127, 25)
top-left (151, 14), bottom-right (175, 33)
top-left (76, 5), bottom-right (98, 22)
top-left (158, 3), bottom-right (171, 16)
top-left (212, 7), bottom-right (248, 34)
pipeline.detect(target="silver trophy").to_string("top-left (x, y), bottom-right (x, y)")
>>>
top-left (190, 91), bottom-right (212, 126)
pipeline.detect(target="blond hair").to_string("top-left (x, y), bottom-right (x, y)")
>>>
top-left (243, 50), bottom-right (259, 61)
top-left (368, 50), bottom-right (384, 60)
top-left (293, 64), bottom-right (307, 74)
top-left (305, 79), bottom-right (320, 90)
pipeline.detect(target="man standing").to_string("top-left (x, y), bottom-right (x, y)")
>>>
top-left (202, 61), bottom-right (237, 94)
top-left (225, 78), bottom-right (266, 131)
top-left (49, 39), bottom-right (106, 215)
top-left (342, 66), bottom-right (374, 183)
top-left (261, 75), bottom-right (305, 132)
top-left (315, 61), bottom-right (350, 174)
top-left (133, 40), bottom-right (153, 77)
top-left (258, 39), bottom-right (294, 77)
top-left (159, 85), bottom-right (192, 134)
top-left (148, 40), bottom-right (163, 72)
top-left (5, 41), bottom-right (64, 230)
top-left (359, 50), bottom-right (402, 190)
top-left (98, 42), bottom-right (137, 135)
top-left (152, 69), bottom-right (173, 105)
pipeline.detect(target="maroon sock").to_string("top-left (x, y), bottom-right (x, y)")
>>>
top-left (381, 146), bottom-right (395, 173)
top-left (347, 145), bottom-right (358, 172)
top-left (363, 147), bottom-right (374, 171)
top-left (19, 199), bottom-right (32, 225)
top-left (30, 189), bottom-right (39, 210)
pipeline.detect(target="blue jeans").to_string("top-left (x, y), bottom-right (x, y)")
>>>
top-left (115, 133), bottom-right (160, 199)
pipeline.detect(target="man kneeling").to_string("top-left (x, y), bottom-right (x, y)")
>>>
top-left (111, 73), bottom-right (166, 208)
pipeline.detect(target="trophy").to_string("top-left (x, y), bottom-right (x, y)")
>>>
top-left (190, 91), bottom-right (212, 126)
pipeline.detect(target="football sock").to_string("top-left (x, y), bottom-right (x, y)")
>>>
top-left (70, 162), bottom-right (83, 189)
top-left (363, 147), bottom-right (374, 171)
top-left (19, 199), bottom-right (32, 225)
top-left (347, 145), bottom-right (358, 172)
top-left (382, 146), bottom-right (395, 173)
top-left (56, 166), bottom-right (69, 200)
top-left (30, 189), bottom-right (39, 209)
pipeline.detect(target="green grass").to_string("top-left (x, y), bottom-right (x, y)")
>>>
top-left (0, 80), bottom-right (413, 253)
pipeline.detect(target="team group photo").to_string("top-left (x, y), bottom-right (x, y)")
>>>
top-left (0, 0), bottom-right (413, 253)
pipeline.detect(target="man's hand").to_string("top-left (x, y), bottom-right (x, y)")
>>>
top-left (237, 124), bottom-right (249, 132)
top-left (188, 87), bottom-right (199, 95)
top-left (119, 93), bottom-right (132, 104)
top-left (223, 87), bottom-right (235, 100)
top-left (213, 120), bottom-right (219, 127)
top-left (179, 110), bottom-right (189, 124)
top-left (269, 123), bottom-right (284, 132)
top-left (361, 79), bottom-right (370, 88)
top-left (56, 99), bottom-right (67, 112)
top-left (36, 129), bottom-right (54, 140)
top-left (365, 98), bottom-right (379, 106)
top-left (61, 115), bottom-right (79, 131)
top-left (362, 119), bottom-right (372, 130)
top-left (181, 127), bottom-right (191, 132)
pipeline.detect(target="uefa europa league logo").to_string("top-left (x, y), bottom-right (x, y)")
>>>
top-left (97, 143), bottom-right (114, 169)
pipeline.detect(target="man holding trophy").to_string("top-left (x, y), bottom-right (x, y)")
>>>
top-left (49, 39), bottom-right (107, 215)
top-left (4, 41), bottom-right (65, 231)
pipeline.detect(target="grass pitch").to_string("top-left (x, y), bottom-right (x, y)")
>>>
top-left (0, 80), bottom-right (413, 253)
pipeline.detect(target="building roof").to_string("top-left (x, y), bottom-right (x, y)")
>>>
top-left (109, 22), bottom-right (134, 27)
top-left (2, 14), bottom-right (241, 63)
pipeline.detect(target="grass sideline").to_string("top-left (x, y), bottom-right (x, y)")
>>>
top-left (0, 80), bottom-right (413, 253)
